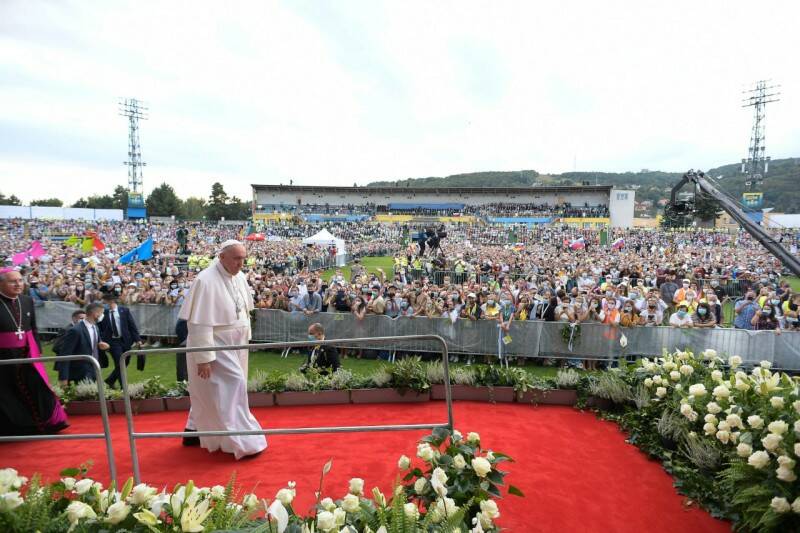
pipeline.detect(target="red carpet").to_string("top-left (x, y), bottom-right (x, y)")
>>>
top-left (2, 402), bottom-right (728, 532)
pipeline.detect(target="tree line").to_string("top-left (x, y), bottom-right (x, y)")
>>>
top-left (0, 182), bottom-right (250, 221)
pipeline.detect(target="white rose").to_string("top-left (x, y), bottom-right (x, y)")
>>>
top-left (471, 457), bottom-right (492, 477)
top-left (653, 375), bottom-right (663, 385)
top-left (453, 454), bottom-right (467, 470)
top-left (702, 349), bottom-right (718, 359)
top-left (404, 502), bottom-right (419, 519)
top-left (794, 400), bottom-right (800, 414)
top-left (333, 507), bottom-right (346, 526)
top-left (417, 443), bottom-right (435, 462)
top-left (748, 450), bottom-right (771, 469)
top-left (644, 378), bottom-right (653, 387)
top-left (74, 478), bottom-right (95, 495)
top-left (669, 371), bottom-right (681, 381)
top-left (0, 492), bottom-right (23, 512)
top-left (675, 384), bottom-right (683, 391)
top-left (795, 420), bottom-right (800, 435)
top-left (61, 477), bottom-right (76, 491)
top-left (717, 420), bottom-right (731, 432)
top-left (770, 497), bottom-right (790, 513)
top-left (398, 455), bottom-right (411, 470)
top-left (664, 361), bottom-right (677, 372)
top-left (703, 423), bottom-right (717, 436)
top-left (655, 387), bottom-right (667, 398)
top-left (414, 478), bottom-right (427, 494)
top-left (760, 361), bottom-right (772, 369)
top-left (348, 478), bottom-right (364, 496)
top-left (316, 510), bottom-right (335, 531)
top-left (762, 433), bottom-right (783, 452)
top-left (480, 499), bottom-right (500, 519)
top-left (242, 493), bottom-right (258, 510)
top-left (452, 429), bottom-right (463, 441)
top-left (320, 497), bottom-right (336, 512)
top-left (795, 442), bottom-right (800, 458)
top-left (768, 420), bottom-right (789, 435)
top-left (736, 443), bottom-right (753, 457)
top-left (770, 396), bottom-right (785, 409)
top-left (748, 415), bottom-right (764, 429)
top-left (210, 485), bottom-right (225, 499)
top-left (711, 370), bottom-right (723, 382)
top-left (679, 364), bottom-right (694, 377)
top-left (726, 414), bottom-right (743, 429)
top-left (680, 404), bottom-right (698, 422)
top-left (434, 497), bottom-right (458, 520)
top-left (704, 414), bottom-right (718, 424)
top-left (712, 385), bottom-right (730, 400)
top-left (728, 355), bottom-right (742, 369)
top-left (777, 467), bottom-right (796, 484)
top-left (105, 501), bottom-right (131, 525)
top-left (67, 501), bottom-right (97, 524)
top-left (467, 432), bottom-right (480, 444)
top-left (778, 455), bottom-right (796, 468)
top-left (793, 497), bottom-right (800, 514)
top-left (130, 483), bottom-right (157, 505)
top-left (275, 488), bottom-right (295, 506)
top-left (688, 384), bottom-right (707, 397)
top-left (716, 430), bottom-right (731, 444)
top-left (734, 379), bottom-right (750, 392)
top-left (341, 493), bottom-right (360, 513)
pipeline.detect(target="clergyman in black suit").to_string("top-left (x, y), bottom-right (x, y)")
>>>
top-left (59, 302), bottom-right (109, 383)
top-left (97, 293), bottom-right (142, 389)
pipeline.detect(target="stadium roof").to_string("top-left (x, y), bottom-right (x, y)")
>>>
top-left (251, 184), bottom-right (614, 195)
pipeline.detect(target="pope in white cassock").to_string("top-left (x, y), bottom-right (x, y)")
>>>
top-left (178, 240), bottom-right (267, 459)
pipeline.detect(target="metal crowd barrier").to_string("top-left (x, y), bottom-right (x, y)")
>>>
top-left (34, 302), bottom-right (800, 369)
top-left (0, 355), bottom-right (117, 481)
top-left (120, 335), bottom-right (453, 483)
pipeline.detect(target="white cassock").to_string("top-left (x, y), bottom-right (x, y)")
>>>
top-left (178, 258), bottom-right (267, 459)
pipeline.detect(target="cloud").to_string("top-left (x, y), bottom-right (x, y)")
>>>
top-left (0, 0), bottom-right (799, 205)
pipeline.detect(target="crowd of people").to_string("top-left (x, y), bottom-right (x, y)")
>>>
top-left (3, 218), bottom-right (800, 364)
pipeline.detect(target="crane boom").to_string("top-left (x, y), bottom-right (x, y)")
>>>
top-left (670, 170), bottom-right (800, 276)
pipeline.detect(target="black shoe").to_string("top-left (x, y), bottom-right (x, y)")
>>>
top-left (104, 379), bottom-right (116, 390)
top-left (182, 428), bottom-right (200, 447)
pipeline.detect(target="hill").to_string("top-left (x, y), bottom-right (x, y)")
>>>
top-left (367, 158), bottom-right (800, 215)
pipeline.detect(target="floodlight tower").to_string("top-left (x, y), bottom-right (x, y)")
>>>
top-left (119, 98), bottom-right (148, 219)
top-left (741, 80), bottom-right (779, 191)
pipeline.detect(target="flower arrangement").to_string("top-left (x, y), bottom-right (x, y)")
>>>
top-left (609, 349), bottom-right (800, 531)
top-left (0, 428), bottom-right (519, 532)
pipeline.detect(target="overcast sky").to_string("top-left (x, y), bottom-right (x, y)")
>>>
top-left (1, 0), bottom-right (798, 204)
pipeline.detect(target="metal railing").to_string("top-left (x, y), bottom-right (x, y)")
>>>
top-left (120, 335), bottom-right (453, 483)
top-left (0, 355), bottom-right (117, 481)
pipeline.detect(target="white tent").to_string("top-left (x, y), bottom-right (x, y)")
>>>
top-left (302, 228), bottom-right (347, 266)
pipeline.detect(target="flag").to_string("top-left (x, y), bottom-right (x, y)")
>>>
top-left (118, 238), bottom-right (153, 264)
top-left (611, 238), bottom-right (625, 250)
top-left (81, 235), bottom-right (105, 253)
top-left (12, 241), bottom-right (46, 265)
top-left (569, 237), bottom-right (585, 250)
top-left (599, 229), bottom-right (608, 246)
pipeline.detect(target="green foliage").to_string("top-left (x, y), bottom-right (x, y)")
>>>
top-left (146, 182), bottom-right (182, 216)
top-left (389, 356), bottom-right (430, 393)
top-left (72, 194), bottom-right (115, 209)
top-left (30, 198), bottom-right (63, 207)
top-left (0, 192), bottom-right (22, 206)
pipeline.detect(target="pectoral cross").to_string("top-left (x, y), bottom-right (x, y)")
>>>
top-left (15, 327), bottom-right (24, 340)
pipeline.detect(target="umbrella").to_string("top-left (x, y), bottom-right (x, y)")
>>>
top-left (245, 233), bottom-right (265, 241)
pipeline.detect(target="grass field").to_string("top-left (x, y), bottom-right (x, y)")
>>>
top-left (41, 343), bottom-right (562, 390)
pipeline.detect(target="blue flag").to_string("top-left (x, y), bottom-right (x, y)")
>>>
top-left (118, 238), bottom-right (153, 264)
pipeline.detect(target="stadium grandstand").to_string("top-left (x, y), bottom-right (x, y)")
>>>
top-left (250, 184), bottom-right (635, 228)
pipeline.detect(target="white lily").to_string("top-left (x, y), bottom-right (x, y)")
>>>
top-left (180, 497), bottom-right (212, 533)
top-left (267, 499), bottom-right (289, 533)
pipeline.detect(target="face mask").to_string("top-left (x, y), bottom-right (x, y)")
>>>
top-left (171, 284), bottom-right (178, 289)
top-left (771, 299), bottom-right (780, 305)
top-left (677, 310), bottom-right (687, 318)
top-left (698, 308), bottom-right (707, 316)
top-left (630, 293), bottom-right (638, 299)
top-left (114, 287), bottom-right (122, 294)
top-left (487, 299), bottom-right (495, 306)
top-left (763, 309), bottom-right (772, 316)
top-left (683, 283), bottom-right (689, 288)
top-left (308, 335), bottom-right (317, 342)
top-left (623, 307), bottom-right (632, 313)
